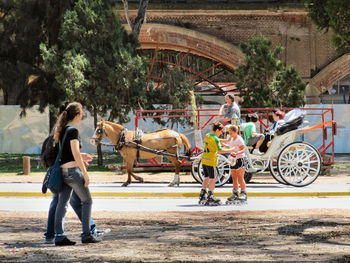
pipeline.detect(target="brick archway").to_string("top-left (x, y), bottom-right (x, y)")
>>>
top-left (306, 53), bottom-right (350, 103)
top-left (137, 24), bottom-right (245, 71)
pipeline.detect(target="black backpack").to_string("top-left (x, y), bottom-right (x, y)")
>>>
top-left (40, 135), bottom-right (59, 168)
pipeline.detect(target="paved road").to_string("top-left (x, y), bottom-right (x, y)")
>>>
top-left (1, 182), bottom-right (350, 212)
top-left (1, 196), bottom-right (350, 212)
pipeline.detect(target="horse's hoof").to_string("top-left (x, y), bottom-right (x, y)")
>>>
top-left (121, 183), bottom-right (129, 187)
top-left (168, 182), bottom-right (180, 187)
top-left (138, 178), bottom-right (144, 183)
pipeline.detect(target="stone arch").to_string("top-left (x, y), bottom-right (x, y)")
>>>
top-left (306, 53), bottom-right (350, 103)
top-left (136, 23), bottom-right (245, 71)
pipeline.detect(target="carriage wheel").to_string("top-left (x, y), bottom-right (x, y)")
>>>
top-left (269, 157), bottom-right (288, 185)
top-left (197, 154), bottom-right (231, 187)
top-left (277, 142), bottom-right (321, 187)
top-left (190, 153), bottom-right (203, 184)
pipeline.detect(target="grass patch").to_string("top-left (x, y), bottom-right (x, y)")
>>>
top-left (0, 153), bottom-right (123, 174)
top-left (332, 164), bottom-right (350, 169)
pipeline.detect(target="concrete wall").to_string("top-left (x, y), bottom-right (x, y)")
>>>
top-left (0, 104), bottom-right (347, 154)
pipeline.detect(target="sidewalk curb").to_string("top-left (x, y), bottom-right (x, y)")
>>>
top-left (1, 191), bottom-right (350, 198)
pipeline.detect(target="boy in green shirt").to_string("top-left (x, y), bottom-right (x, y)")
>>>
top-left (199, 122), bottom-right (225, 205)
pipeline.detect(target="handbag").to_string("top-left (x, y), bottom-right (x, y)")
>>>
top-left (45, 127), bottom-right (72, 194)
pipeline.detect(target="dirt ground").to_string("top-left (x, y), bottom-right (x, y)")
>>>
top-left (1, 210), bottom-right (350, 262)
top-left (1, 168), bottom-right (350, 262)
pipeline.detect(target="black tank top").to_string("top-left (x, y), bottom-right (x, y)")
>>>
top-left (59, 126), bottom-right (81, 165)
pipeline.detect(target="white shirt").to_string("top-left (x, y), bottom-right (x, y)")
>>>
top-left (270, 119), bottom-right (285, 135)
top-left (227, 135), bottom-right (245, 159)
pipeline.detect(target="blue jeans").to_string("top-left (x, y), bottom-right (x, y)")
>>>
top-left (54, 167), bottom-right (93, 242)
top-left (44, 191), bottom-right (96, 240)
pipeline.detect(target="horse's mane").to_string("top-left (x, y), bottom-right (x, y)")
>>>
top-left (103, 121), bottom-right (124, 130)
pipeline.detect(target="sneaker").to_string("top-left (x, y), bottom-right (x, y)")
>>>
top-left (93, 228), bottom-right (111, 237)
top-left (253, 149), bottom-right (263, 155)
top-left (82, 235), bottom-right (102, 244)
top-left (55, 237), bottom-right (76, 246)
top-left (45, 238), bottom-right (54, 244)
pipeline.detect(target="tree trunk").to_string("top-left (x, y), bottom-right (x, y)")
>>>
top-left (131, 0), bottom-right (149, 37)
top-left (94, 109), bottom-right (103, 165)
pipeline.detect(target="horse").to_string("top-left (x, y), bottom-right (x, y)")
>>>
top-left (91, 120), bottom-right (191, 187)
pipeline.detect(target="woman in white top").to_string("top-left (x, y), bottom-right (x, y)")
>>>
top-left (222, 125), bottom-right (247, 202)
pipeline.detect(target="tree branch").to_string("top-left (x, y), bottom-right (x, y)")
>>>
top-left (121, 0), bottom-right (132, 29)
top-left (131, 0), bottom-right (149, 38)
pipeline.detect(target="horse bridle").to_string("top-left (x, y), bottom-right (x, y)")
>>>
top-left (93, 124), bottom-right (107, 144)
top-left (93, 124), bottom-right (128, 151)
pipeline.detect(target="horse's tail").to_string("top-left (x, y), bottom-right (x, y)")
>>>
top-left (179, 133), bottom-right (192, 157)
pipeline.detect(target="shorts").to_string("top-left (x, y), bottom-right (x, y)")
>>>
top-left (230, 157), bottom-right (247, 170)
top-left (247, 134), bottom-right (265, 146)
top-left (202, 164), bottom-right (218, 179)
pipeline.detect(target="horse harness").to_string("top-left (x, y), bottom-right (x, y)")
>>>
top-left (101, 126), bottom-right (190, 160)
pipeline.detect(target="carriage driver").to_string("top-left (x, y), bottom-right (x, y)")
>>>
top-left (219, 94), bottom-right (241, 126)
top-left (198, 122), bottom-right (227, 205)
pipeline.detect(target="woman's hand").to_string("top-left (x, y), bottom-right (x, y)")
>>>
top-left (83, 174), bottom-right (90, 187)
top-left (81, 153), bottom-right (93, 163)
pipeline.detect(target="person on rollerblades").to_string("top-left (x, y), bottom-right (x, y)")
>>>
top-left (222, 125), bottom-right (248, 205)
top-left (199, 122), bottom-right (226, 206)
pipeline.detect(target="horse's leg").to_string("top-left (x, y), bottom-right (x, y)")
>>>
top-left (130, 172), bottom-right (144, 183)
top-left (122, 161), bottom-right (133, 187)
top-left (168, 158), bottom-right (181, 187)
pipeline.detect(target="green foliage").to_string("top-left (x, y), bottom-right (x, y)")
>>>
top-left (305, 0), bottom-right (350, 54)
top-left (269, 65), bottom-right (305, 107)
top-left (0, 0), bottom-right (73, 113)
top-left (235, 34), bottom-right (305, 108)
top-left (145, 67), bottom-right (200, 128)
top-left (234, 34), bottom-right (283, 108)
top-left (40, 0), bottom-right (148, 124)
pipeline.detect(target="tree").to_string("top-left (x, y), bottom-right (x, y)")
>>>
top-left (0, 0), bottom-right (73, 108)
top-left (234, 34), bottom-right (284, 108)
top-left (121, 0), bottom-right (149, 38)
top-left (269, 65), bottom-right (305, 107)
top-left (235, 34), bottom-right (305, 108)
top-left (305, 0), bottom-right (350, 54)
top-left (41, 0), bottom-right (149, 164)
top-left (145, 67), bottom-right (200, 128)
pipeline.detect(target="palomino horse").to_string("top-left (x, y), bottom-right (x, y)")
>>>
top-left (91, 120), bottom-right (191, 187)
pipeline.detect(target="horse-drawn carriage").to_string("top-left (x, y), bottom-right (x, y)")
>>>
top-left (92, 108), bottom-right (335, 188)
top-left (191, 113), bottom-right (326, 187)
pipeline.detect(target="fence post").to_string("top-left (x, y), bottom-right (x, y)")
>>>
top-left (23, 156), bottom-right (31, 175)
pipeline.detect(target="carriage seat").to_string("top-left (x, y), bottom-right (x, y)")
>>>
top-left (275, 114), bottom-right (304, 136)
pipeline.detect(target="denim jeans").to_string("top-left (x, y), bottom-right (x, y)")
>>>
top-left (54, 167), bottom-right (92, 242)
top-left (44, 191), bottom-right (96, 240)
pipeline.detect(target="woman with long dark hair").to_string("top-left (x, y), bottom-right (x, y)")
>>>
top-left (54, 102), bottom-right (101, 246)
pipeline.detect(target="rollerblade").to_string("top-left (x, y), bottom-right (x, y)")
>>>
top-left (198, 189), bottom-right (207, 205)
top-left (225, 190), bottom-right (239, 205)
top-left (205, 191), bottom-right (221, 206)
top-left (237, 190), bottom-right (248, 205)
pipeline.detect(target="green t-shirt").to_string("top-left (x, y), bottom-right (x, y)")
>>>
top-left (242, 122), bottom-right (256, 145)
top-left (202, 133), bottom-right (222, 167)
